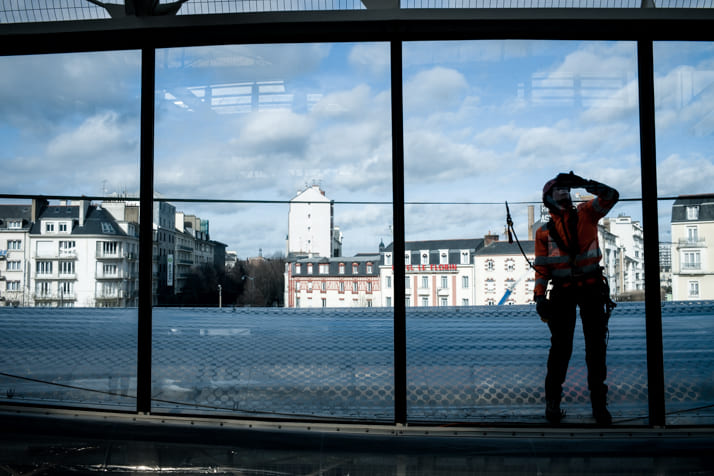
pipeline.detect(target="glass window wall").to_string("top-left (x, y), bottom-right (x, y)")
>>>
top-left (402, 40), bottom-right (646, 424)
top-left (0, 50), bottom-right (141, 410)
top-left (152, 42), bottom-right (395, 419)
top-left (654, 41), bottom-right (714, 425)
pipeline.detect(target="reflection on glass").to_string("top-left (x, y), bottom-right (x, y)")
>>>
top-left (152, 43), bottom-right (394, 419)
top-left (403, 40), bottom-right (646, 423)
top-left (0, 51), bottom-right (140, 409)
top-left (655, 42), bottom-right (714, 424)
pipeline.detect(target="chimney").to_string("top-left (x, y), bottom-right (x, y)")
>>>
top-left (31, 198), bottom-right (49, 221)
top-left (528, 205), bottom-right (535, 240)
top-left (79, 200), bottom-right (90, 226)
top-left (484, 233), bottom-right (499, 247)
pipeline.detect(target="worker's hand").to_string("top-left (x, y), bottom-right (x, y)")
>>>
top-left (536, 295), bottom-right (552, 323)
top-left (555, 171), bottom-right (587, 189)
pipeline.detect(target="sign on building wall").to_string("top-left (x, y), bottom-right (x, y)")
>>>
top-left (167, 254), bottom-right (174, 286)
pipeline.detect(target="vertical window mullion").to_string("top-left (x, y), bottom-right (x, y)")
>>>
top-left (637, 39), bottom-right (665, 427)
top-left (137, 46), bottom-right (155, 414)
top-left (391, 39), bottom-right (407, 425)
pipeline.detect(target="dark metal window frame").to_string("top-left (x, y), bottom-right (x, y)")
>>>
top-left (2, 8), bottom-right (714, 427)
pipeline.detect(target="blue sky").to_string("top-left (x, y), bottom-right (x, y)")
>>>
top-left (1, 40), bottom-right (712, 258)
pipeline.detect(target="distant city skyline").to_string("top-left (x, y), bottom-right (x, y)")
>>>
top-left (1, 41), bottom-right (712, 258)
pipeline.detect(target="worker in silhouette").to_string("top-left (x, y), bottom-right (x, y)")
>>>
top-left (534, 172), bottom-right (619, 425)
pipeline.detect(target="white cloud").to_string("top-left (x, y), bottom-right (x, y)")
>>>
top-left (656, 153), bottom-right (714, 197)
top-left (404, 66), bottom-right (468, 113)
top-left (348, 43), bottom-right (390, 76)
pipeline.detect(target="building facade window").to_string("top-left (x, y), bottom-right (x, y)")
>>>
top-left (683, 251), bottom-right (701, 270)
top-left (8, 240), bottom-right (22, 250)
top-left (7, 260), bottom-right (21, 271)
top-left (60, 261), bottom-right (74, 275)
top-left (405, 276), bottom-right (410, 289)
top-left (338, 263), bottom-right (344, 274)
top-left (687, 226), bottom-right (699, 243)
top-left (307, 263), bottom-right (313, 274)
top-left (505, 258), bottom-right (516, 272)
top-left (36, 261), bottom-right (52, 275)
top-left (45, 223), bottom-right (55, 232)
top-left (6, 281), bottom-right (21, 291)
top-left (440, 275), bottom-right (448, 289)
top-left (319, 263), bottom-right (328, 274)
top-left (295, 263), bottom-right (301, 274)
top-left (421, 276), bottom-right (429, 289)
top-left (485, 259), bottom-right (494, 271)
top-left (8, 220), bottom-right (22, 229)
top-left (36, 281), bottom-right (51, 296)
top-left (440, 251), bottom-right (448, 265)
top-left (366, 263), bottom-right (373, 273)
top-left (689, 280), bottom-right (700, 298)
top-left (352, 263), bottom-right (358, 274)
top-left (386, 276), bottom-right (391, 288)
top-left (485, 278), bottom-right (496, 294)
top-left (687, 206), bottom-right (700, 220)
top-left (421, 251), bottom-right (429, 265)
top-left (352, 281), bottom-right (358, 292)
top-left (367, 282), bottom-right (372, 293)
top-left (59, 223), bottom-right (68, 232)
top-left (386, 297), bottom-right (392, 307)
top-left (385, 253), bottom-right (392, 266)
top-left (462, 298), bottom-right (469, 306)
top-left (405, 296), bottom-right (411, 307)
top-left (461, 251), bottom-right (469, 265)
top-left (339, 281), bottom-right (344, 292)
top-left (440, 297), bottom-right (448, 306)
top-left (405, 253), bottom-right (411, 265)
top-left (462, 275), bottom-right (469, 288)
top-left (421, 296), bottom-right (429, 307)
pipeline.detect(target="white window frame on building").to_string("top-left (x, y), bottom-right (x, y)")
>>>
top-left (385, 253), bottom-right (392, 266)
top-left (405, 276), bottom-right (410, 289)
top-left (404, 253), bottom-right (410, 265)
top-left (8, 240), bottom-right (22, 250)
top-left (421, 296), bottom-right (429, 307)
top-left (338, 263), bottom-right (345, 274)
top-left (462, 275), bottom-right (469, 288)
top-left (440, 275), bottom-right (448, 289)
top-left (386, 276), bottom-right (391, 288)
top-left (687, 226), bottom-right (699, 243)
top-left (36, 260), bottom-right (53, 275)
top-left (485, 259), bottom-right (494, 271)
top-left (421, 276), bottom-right (429, 289)
top-left (439, 250), bottom-right (448, 265)
top-left (687, 206), bottom-right (700, 220)
top-left (319, 263), bottom-right (329, 274)
top-left (307, 263), bottom-right (313, 274)
top-left (440, 297), bottom-right (448, 306)
top-left (420, 250), bottom-right (429, 266)
top-left (8, 220), bottom-right (22, 229)
top-left (683, 250), bottom-right (701, 270)
top-left (689, 280), bottom-right (700, 298)
top-left (6, 281), bottom-right (21, 291)
top-left (7, 260), bottom-right (21, 271)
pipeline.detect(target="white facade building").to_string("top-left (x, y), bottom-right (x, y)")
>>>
top-left (474, 238), bottom-right (535, 306)
top-left (380, 238), bottom-right (485, 308)
top-left (671, 196), bottom-right (714, 301)
top-left (604, 215), bottom-right (645, 296)
top-left (287, 185), bottom-right (342, 258)
top-left (0, 204), bottom-right (34, 307)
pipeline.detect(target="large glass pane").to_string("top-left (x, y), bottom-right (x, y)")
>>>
top-left (0, 51), bottom-right (141, 410)
top-left (403, 40), bottom-right (645, 424)
top-left (654, 41), bottom-right (714, 425)
top-left (152, 43), bottom-right (394, 420)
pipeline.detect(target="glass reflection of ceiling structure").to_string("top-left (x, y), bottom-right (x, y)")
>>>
top-left (1, 0), bottom-right (712, 24)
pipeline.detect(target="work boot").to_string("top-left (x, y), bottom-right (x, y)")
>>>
top-left (545, 399), bottom-right (565, 424)
top-left (591, 396), bottom-right (612, 425)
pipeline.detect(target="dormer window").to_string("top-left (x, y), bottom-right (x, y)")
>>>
top-left (45, 222), bottom-right (55, 233)
top-left (7, 220), bottom-right (22, 229)
top-left (440, 251), bottom-right (448, 265)
top-left (687, 206), bottom-right (700, 220)
top-left (405, 253), bottom-right (411, 265)
top-left (101, 222), bottom-right (115, 234)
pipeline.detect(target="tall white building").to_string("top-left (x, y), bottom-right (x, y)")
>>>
top-left (671, 196), bottom-right (714, 301)
top-left (604, 215), bottom-right (645, 296)
top-left (287, 185), bottom-right (342, 258)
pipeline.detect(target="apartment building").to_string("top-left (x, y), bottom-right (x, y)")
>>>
top-left (0, 204), bottom-right (34, 306)
top-left (671, 195), bottom-right (714, 301)
top-left (474, 237), bottom-right (535, 306)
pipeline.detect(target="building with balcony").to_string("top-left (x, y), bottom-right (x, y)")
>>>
top-left (671, 195), bottom-right (714, 301)
top-left (28, 200), bottom-right (139, 307)
top-left (0, 204), bottom-right (34, 306)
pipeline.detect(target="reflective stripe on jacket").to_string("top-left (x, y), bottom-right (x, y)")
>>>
top-left (534, 189), bottom-right (618, 298)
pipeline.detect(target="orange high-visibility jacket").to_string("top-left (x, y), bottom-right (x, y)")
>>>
top-left (534, 183), bottom-right (618, 298)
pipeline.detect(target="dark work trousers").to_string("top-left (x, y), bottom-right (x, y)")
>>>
top-left (545, 282), bottom-right (608, 403)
